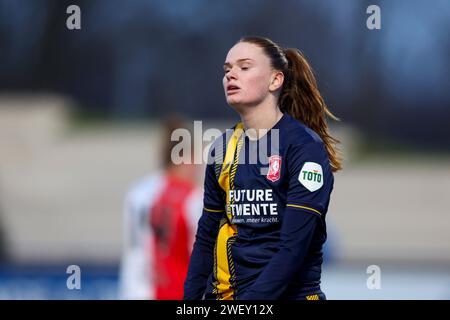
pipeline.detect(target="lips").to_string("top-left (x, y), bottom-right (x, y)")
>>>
top-left (226, 84), bottom-right (240, 94)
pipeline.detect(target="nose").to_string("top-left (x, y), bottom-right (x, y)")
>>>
top-left (226, 67), bottom-right (238, 81)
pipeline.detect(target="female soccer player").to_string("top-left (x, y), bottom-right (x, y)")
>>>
top-left (184, 36), bottom-right (342, 300)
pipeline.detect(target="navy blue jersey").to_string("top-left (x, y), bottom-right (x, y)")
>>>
top-left (184, 112), bottom-right (334, 300)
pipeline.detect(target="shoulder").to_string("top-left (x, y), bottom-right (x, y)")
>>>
top-left (280, 114), bottom-right (329, 165)
top-left (281, 113), bottom-right (324, 148)
top-left (125, 172), bottom-right (166, 207)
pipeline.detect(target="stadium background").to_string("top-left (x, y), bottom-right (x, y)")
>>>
top-left (0, 0), bottom-right (449, 299)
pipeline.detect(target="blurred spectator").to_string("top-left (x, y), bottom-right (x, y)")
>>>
top-left (119, 116), bottom-right (202, 299)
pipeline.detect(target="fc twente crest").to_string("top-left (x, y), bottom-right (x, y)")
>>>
top-left (266, 155), bottom-right (282, 182)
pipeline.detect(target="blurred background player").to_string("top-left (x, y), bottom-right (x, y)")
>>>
top-left (119, 117), bottom-right (202, 299)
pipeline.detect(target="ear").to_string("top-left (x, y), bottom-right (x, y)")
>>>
top-left (269, 71), bottom-right (284, 92)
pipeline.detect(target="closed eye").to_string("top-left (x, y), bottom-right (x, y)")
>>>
top-left (223, 65), bottom-right (250, 74)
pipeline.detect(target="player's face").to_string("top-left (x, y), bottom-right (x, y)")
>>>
top-left (223, 42), bottom-right (274, 109)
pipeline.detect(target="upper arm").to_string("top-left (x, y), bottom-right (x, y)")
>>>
top-left (286, 141), bottom-right (334, 216)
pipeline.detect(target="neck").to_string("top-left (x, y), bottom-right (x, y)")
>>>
top-left (238, 99), bottom-right (283, 140)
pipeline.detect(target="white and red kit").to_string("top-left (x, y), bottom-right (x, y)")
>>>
top-left (119, 172), bottom-right (202, 299)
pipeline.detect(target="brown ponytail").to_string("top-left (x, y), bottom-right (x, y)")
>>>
top-left (240, 36), bottom-right (342, 172)
top-left (281, 48), bottom-right (342, 172)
